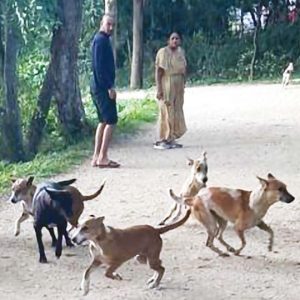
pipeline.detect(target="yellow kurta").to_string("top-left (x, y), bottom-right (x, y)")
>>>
top-left (155, 46), bottom-right (187, 142)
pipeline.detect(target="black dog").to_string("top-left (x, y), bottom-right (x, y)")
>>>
top-left (32, 181), bottom-right (74, 263)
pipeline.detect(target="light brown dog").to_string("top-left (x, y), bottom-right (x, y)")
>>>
top-left (72, 209), bottom-right (191, 295)
top-left (159, 152), bottom-right (208, 225)
top-left (282, 62), bottom-right (294, 87)
top-left (170, 173), bottom-right (294, 256)
top-left (9, 176), bottom-right (105, 236)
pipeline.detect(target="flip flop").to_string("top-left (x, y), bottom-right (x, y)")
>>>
top-left (97, 160), bottom-right (120, 169)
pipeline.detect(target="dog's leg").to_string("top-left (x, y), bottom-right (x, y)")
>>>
top-left (63, 229), bottom-right (74, 247)
top-left (81, 256), bottom-right (102, 296)
top-left (105, 262), bottom-right (123, 280)
top-left (55, 223), bottom-right (66, 259)
top-left (159, 203), bottom-right (178, 225)
top-left (233, 227), bottom-right (246, 255)
top-left (215, 217), bottom-right (235, 253)
top-left (14, 211), bottom-right (30, 236)
top-left (147, 257), bottom-right (165, 289)
top-left (34, 225), bottom-right (47, 263)
top-left (195, 208), bottom-right (229, 257)
top-left (46, 227), bottom-right (57, 247)
top-left (257, 220), bottom-right (274, 251)
top-left (170, 204), bottom-right (184, 223)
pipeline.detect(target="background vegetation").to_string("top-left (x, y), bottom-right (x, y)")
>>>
top-left (0, 0), bottom-right (299, 192)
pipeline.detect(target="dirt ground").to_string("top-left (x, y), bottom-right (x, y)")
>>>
top-left (1, 83), bottom-right (300, 300)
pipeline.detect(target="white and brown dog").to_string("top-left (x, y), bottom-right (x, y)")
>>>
top-left (159, 152), bottom-right (208, 225)
top-left (72, 210), bottom-right (191, 295)
top-left (169, 173), bottom-right (294, 256)
top-left (282, 62), bottom-right (294, 87)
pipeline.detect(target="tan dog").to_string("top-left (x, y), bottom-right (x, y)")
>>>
top-left (170, 174), bottom-right (294, 256)
top-left (282, 62), bottom-right (294, 87)
top-left (159, 152), bottom-right (208, 225)
top-left (72, 210), bottom-right (191, 295)
top-left (9, 176), bottom-right (105, 236)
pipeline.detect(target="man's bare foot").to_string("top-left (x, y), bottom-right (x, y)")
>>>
top-left (91, 157), bottom-right (98, 167)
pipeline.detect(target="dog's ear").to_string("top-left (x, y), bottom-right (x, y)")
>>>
top-left (27, 176), bottom-right (34, 186)
top-left (11, 178), bottom-right (17, 183)
top-left (256, 176), bottom-right (268, 187)
top-left (267, 173), bottom-right (275, 180)
top-left (187, 158), bottom-right (194, 166)
top-left (202, 151), bottom-right (207, 161)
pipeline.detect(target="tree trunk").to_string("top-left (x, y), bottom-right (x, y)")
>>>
top-left (2, 4), bottom-right (25, 162)
top-left (0, 3), bottom-right (4, 86)
top-left (249, 25), bottom-right (259, 81)
top-left (26, 65), bottom-right (54, 157)
top-left (130, 0), bottom-right (144, 89)
top-left (51, 0), bottom-right (85, 141)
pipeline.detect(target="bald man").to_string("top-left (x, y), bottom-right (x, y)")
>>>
top-left (90, 15), bottom-right (120, 168)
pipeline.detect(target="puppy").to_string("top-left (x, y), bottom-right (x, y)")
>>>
top-left (72, 210), bottom-right (191, 295)
top-left (170, 174), bottom-right (294, 256)
top-left (159, 152), bottom-right (208, 225)
top-left (9, 176), bottom-right (105, 236)
top-left (282, 62), bottom-right (294, 87)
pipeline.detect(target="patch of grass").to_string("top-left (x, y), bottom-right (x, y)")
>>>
top-left (0, 97), bottom-right (158, 196)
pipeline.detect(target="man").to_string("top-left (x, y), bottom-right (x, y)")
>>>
top-left (90, 14), bottom-right (120, 168)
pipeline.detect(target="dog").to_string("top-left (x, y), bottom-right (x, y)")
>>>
top-left (282, 62), bottom-right (294, 87)
top-left (9, 176), bottom-right (105, 237)
top-left (169, 173), bottom-right (294, 256)
top-left (72, 210), bottom-right (191, 295)
top-left (32, 183), bottom-right (75, 262)
top-left (159, 152), bottom-right (208, 225)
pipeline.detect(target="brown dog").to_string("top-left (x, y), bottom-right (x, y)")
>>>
top-left (72, 209), bottom-right (191, 295)
top-left (170, 174), bottom-right (294, 256)
top-left (9, 176), bottom-right (105, 236)
top-left (159, 152), bottom-right (208, 225)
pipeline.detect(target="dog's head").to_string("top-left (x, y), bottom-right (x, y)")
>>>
top-left (257, 173), bottom-right (295, 204)
top-left (186, 151), bottom-right (208, 187)
top-left (71, 215), bottom-right (105, 245)
top-left (9, 176), bottom-right (35, 204)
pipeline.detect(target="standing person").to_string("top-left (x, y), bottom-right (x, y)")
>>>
top-left (154, 32), bottom-right (187, 150)
top-left (90, 14), bottom-right (120, 168)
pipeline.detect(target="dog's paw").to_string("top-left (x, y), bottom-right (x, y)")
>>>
top-left (148, 280), bottom-right (159, 289)
top-left (14, 230), bottom-right (20, 236)
top-left (113, 273), bottom-right (122, 280)
top-left (219, 252), bottom-right (230, 257)
top-left (39, 256), bottom-right (48, 264)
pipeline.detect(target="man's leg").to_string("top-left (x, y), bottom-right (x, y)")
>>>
top-left (91, 123), bottom-right (106, 166)
top-left (97, 124), bottom-right (115, 165)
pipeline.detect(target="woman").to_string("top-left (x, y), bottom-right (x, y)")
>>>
top-left (154, 32), bottom-right (187, 150)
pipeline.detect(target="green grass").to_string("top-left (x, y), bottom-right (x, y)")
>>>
top-left (0, 97), bottom-right (157, 195)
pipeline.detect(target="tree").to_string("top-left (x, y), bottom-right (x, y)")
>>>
top-left (2, 1), bottom-right (25, 162)
top-left (130, 0), bottom-right (144, 89)
top-left (27, 0), bottom-right (86, 156)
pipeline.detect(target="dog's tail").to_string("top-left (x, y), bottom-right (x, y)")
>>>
top-left (169, 189), bottom-right (194, 206)
top-left (156, 209), bottom-right (191, 235)
top-left (82, 179), bottom-right (106, 201)
top-left (57, 178), bottom-right (77, 187)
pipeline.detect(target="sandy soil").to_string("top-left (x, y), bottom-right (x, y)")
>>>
top-left (1, 83), bottom-right (300, 300)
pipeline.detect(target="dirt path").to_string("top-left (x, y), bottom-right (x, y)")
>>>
top-left (1, 84), bottom-right (300, 300)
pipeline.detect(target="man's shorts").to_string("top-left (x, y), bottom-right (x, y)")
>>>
top-left (91, 90), bottom-right (118, 125)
